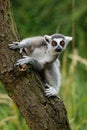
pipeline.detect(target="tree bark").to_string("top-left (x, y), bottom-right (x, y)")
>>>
top-left (0, 0), bottom-right (71, 130)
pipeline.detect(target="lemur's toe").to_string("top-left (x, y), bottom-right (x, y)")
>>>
top-left (44, 86), bottom-right (57, 97)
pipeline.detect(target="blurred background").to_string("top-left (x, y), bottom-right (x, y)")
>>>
top-left (0, 0), bottom-right (87, 130)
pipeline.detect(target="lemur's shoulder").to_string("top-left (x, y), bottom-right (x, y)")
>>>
top-left (23, 36), bottom-right (47, 55)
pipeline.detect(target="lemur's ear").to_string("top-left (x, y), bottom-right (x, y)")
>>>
top-left (44, 35), bottom-right (51, 43)
top-left (64, 36), bottom-right (72, 49)
top-left (65, 36), bottom-right (72, 43)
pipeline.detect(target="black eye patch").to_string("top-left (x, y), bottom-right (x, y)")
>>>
top-left (60, 40), bottom-right (65, 47)
top-left (51, 41), bottom-right (57, 46)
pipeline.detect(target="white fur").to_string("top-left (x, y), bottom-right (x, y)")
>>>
top-left (9, 34), bottom-right (72, 97)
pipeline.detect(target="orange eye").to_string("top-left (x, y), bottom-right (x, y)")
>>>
top-left (60, 40), bottom-right (65, 46)
top-left (51, 41), bottom-right (57, 46)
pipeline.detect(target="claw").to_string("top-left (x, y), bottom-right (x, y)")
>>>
top-left (23, 56), bottom-right (28, 58)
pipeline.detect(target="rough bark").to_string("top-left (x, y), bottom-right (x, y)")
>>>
top-left (0, 0), bottom-right (71, 130)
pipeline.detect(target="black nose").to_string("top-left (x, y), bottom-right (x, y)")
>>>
top-left (55, 46), bottom-right (62, 52)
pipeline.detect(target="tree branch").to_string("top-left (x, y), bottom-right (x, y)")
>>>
top-left (0, 0), bottom-right (71, 130)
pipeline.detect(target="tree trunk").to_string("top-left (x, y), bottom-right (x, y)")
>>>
top-left (0, 0), bottom-right (71, 130)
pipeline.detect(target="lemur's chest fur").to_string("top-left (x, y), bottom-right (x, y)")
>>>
top-left (30, 46), bottom-right (57, 65)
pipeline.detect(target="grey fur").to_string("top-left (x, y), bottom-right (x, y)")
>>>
top-left (51, 33), bottom-right (65, 40)
top-left (8, 33), bottom-right (72, 97)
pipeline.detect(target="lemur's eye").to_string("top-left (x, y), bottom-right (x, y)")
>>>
top-left (60, 40), bottom-right (65, 46)
top-left (51, 41), bottom-right (57, 46)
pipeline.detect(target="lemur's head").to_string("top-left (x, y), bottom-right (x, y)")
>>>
top-left (44, 33), bottom-right (72, 54)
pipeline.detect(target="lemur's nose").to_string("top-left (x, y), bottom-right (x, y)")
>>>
top-left (55, 46), bottom-right (62, 52)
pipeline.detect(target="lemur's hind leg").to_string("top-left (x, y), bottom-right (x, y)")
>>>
top-left (44, 60), bottom-right (61, 97)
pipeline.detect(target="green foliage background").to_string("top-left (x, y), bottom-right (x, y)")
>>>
top-left (0, 0), bottom-right (87, 130)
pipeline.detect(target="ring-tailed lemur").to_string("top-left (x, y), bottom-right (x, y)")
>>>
top-left (8, 33), bottom-right (72, 97)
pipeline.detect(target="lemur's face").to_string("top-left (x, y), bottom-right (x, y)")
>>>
top-left (44, 34), bottom-right (72, 54)
top-left (51, 38), bottom-right (65, 53)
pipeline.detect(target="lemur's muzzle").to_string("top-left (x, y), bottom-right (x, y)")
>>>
top-left (55, 46), bottom-right (62, 52)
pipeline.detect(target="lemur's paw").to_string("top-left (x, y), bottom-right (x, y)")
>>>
top-left (8, 42), bottom-right (19, 49)
top-left (44, 84), bottom-right (57, 97)
top-left (16, 56), bottom-right (29, 66)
